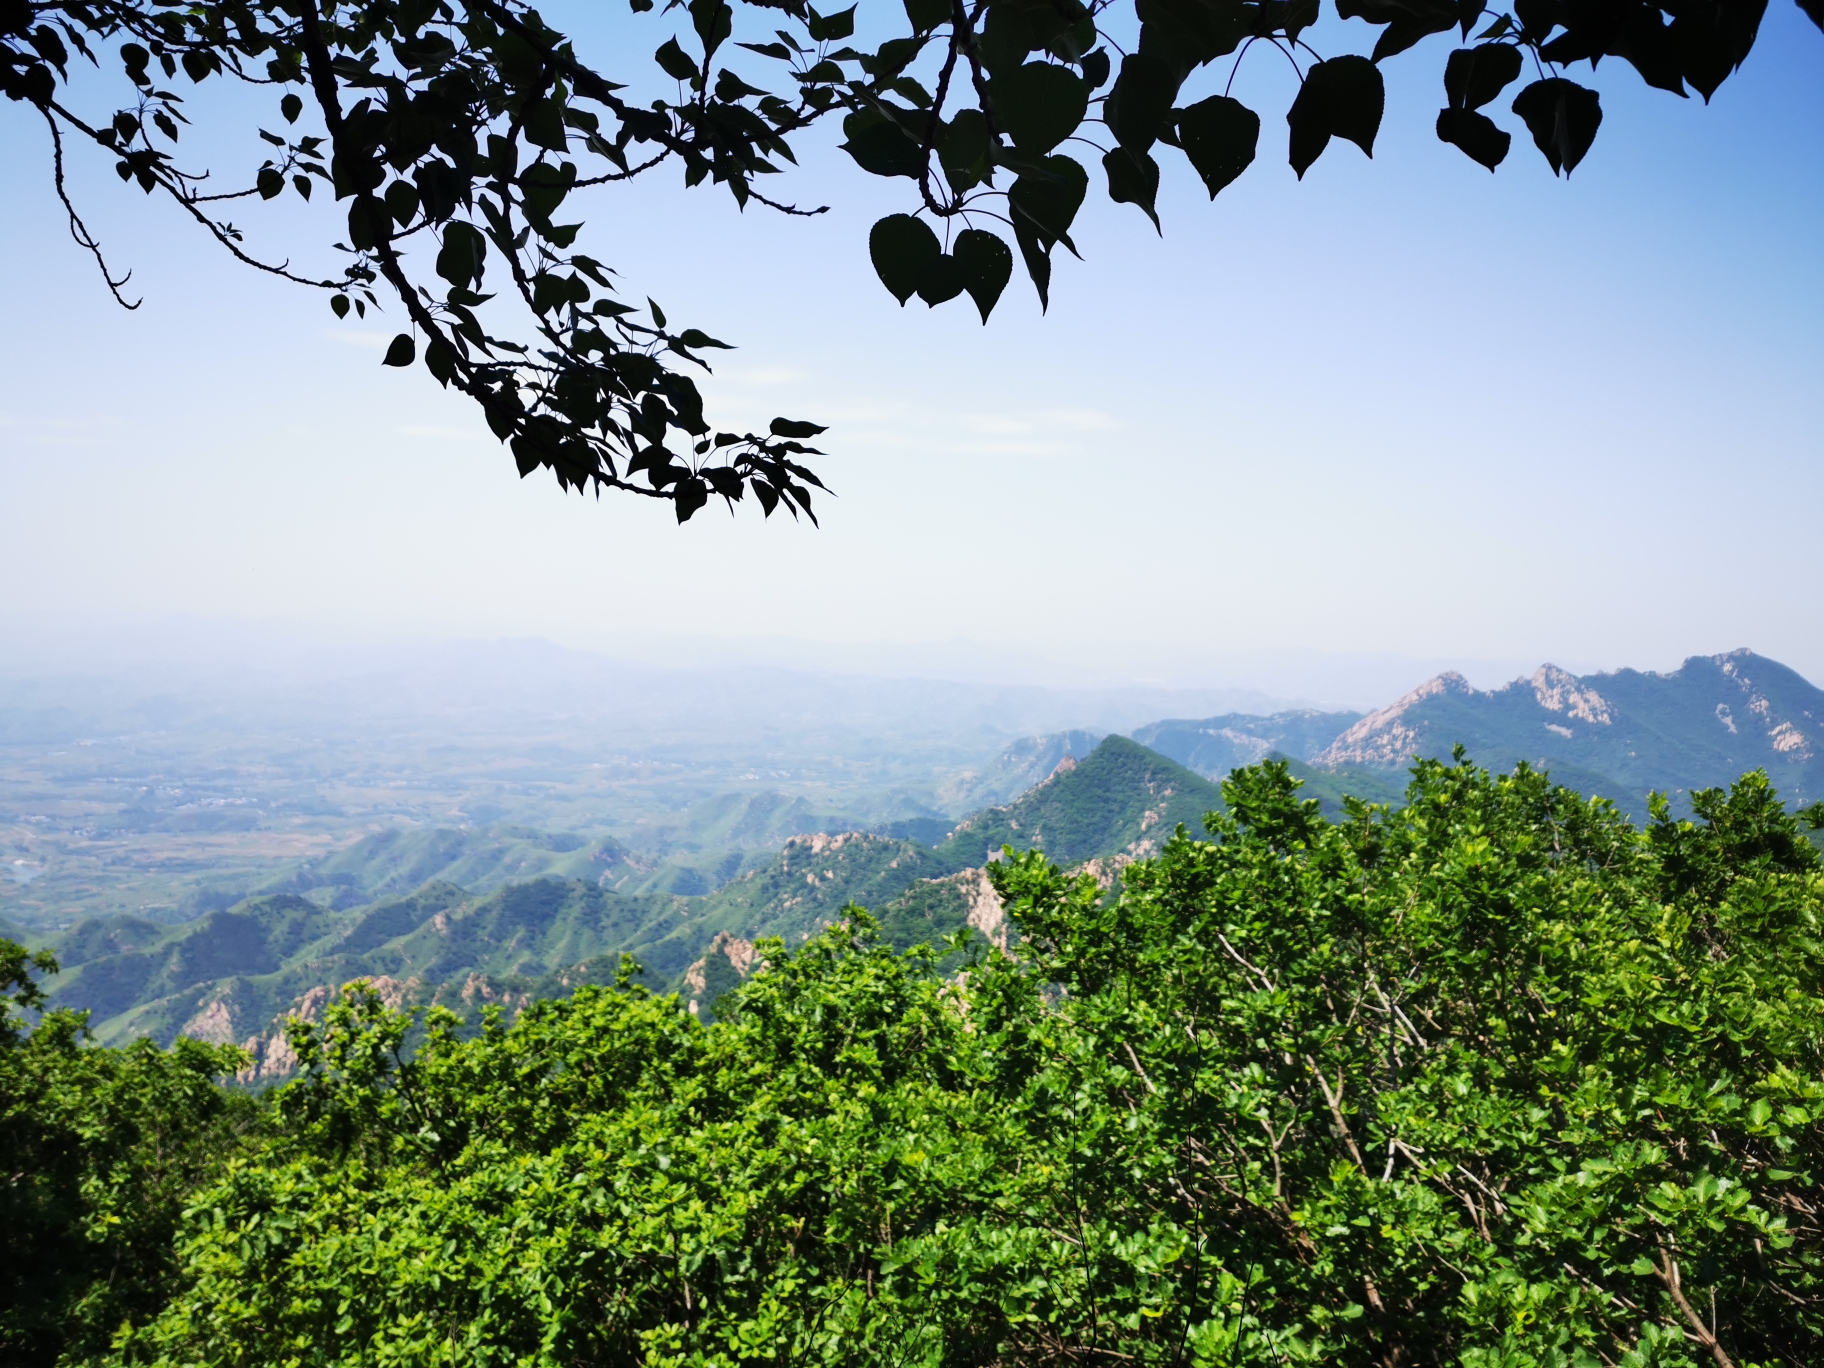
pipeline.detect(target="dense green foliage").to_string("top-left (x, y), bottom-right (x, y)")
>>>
top-left (8, 757), bottom-right (1824, 1364)
top-left (0, 943), bottom-right (256, 1365)
top-left (7, 0), bottom-right (1811, 514)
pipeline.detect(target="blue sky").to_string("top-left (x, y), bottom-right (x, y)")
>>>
top-left (0, 5), bottom-right (1818, 706)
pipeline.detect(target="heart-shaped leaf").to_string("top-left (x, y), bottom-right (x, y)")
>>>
top-left (917, 254), bottom-right (967, 307)
top-left (869, 214), bottom-right (941, 305)
top-left (1103, 147), bottom-right (1161, 231)
top-left (1175, 94), bottom-right (1258, 198)
top-left (1510, 77), bottom-right (1601, 175)
top-left (1105, 53), bottom-right (1180, 153)
top-left (953, 228), bottom-right (1013, 322)
top-left (992, 62), bottom-right (1089, 155)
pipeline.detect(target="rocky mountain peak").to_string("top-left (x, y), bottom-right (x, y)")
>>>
top-left (1529, 665), bottom-right (1613, 725)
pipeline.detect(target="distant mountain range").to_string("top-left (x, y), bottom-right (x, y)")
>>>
top-left (16, 649), bottom-right (1822, 1069)
top-left (1133, 650), bottom-right (1821, 818)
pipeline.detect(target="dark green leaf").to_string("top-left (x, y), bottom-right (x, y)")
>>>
top-left (523, 98), bottom-right (568, 152)
top-left (842, 118), bottom-right (924, 178)
top-left (280, 93), bottom-right (302, 123)
top-left (904, 0), bottom-right (950, 34)
top-left (1372, 11), bottom-right (1457, 60)
top-left (1510, 76), bottom-right (1601, 175)
top-left (869, 213), bottom-right (941, 305)
top-left (382, 334), bottom-right (416, 367)
top-left (1105, 53), bottom-right (1180, 153)
top-left (257, 167), bottom-right (284, 200)
top-left (1175, 94), bottom-right (1258, 197)
top-left (346, 199), bottom-right (387, 250)
top-left (1435, 107), bottom-right (1510, 169)
top-left (770, 417), bottom-right (829, 437)
top-left (1444, 43), bottom-right (1522, 110)
top-left (654, 38), bottom-right (699, 83)
top-left (1287, 55), bottom-right (1384, 178)
top-left (991, 62), bottom-right (1089, 156)
top-left (436, 221), bottom-right (486, 288)
top-left (807, 5), bottom-right (857, 40)
top-left (1102, 147), bottom-right (1161, 231)
top-left (1135, 0), bottom-right (1248, 78)
top-left (953, 228), bottom-right (1012, 322)
top-left (674, 475), bottom-right (709, 522)
top-left (690, 0), bottom-right (733, 60)
top-left (330, 293), bottom-right (351, 319)
top-left (1007, 154), bottom-right (1087, 252)
top-left (424, 338), bottom-right (458, 386)
top-left (916, 253), bottom-right (967, 306)
top-left (1080, 48), bottom-right (1111, 89)
top-left (384, 178), bottom-right (419, 226)
top-left (939, 108), bottom-right (992, 192)
top-left (1013, 220), bottom-right (1051, 309)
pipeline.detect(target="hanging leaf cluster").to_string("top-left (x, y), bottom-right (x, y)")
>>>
top-left (2, 0), bottom-right (1807, 515)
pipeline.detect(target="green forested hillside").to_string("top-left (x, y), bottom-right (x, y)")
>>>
top-left (38, 736), bottom-right (1321, 1050)
top-left (933, 736), bottom-right (1224, 868)
top-left (1131, 709), bottom-right (1363, 775)
top-left (249, 826), bottom-right (649, 907)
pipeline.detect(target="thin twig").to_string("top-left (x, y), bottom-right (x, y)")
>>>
top-left (43, 109), bottom-right (139, 309)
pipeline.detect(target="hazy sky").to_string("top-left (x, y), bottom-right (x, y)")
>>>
top-left (1, 7), bottom-right (1819, 705)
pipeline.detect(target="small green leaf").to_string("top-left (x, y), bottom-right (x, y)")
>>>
top-left (869, 214), bottom-right (941, 305)
top-left (382, 334), bottom-right (416, 367)
top-left (257, 167), bottom-right (284, 200)
top-left (330, 293), bottom-right (350, 319)
top-left (280, 92), bottom-right (302, 123)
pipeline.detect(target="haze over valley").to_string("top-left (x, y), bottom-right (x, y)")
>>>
top-left (7, 634), bottom-right (1819, 1065)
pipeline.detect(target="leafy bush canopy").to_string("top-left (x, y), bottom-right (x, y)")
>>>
top-left (6, 0), bottom-right (1816, 517)
top-left (6, 757), bottom-right (1824, 1365)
